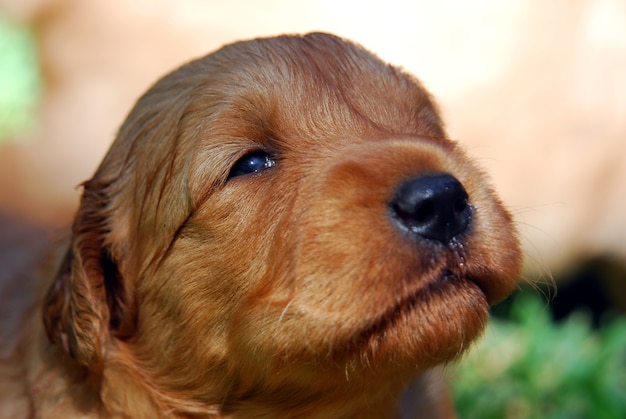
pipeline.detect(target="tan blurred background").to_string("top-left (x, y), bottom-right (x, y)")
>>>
top-left (0, 0), bottom-right (625, 291)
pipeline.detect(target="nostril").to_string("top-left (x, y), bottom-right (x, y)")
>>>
top-left (415, 199), bottom-right (435, 224)
top-left (454, 197), bottom-right (468, 213)
top-left (389, 173), bottom-right (472, 244)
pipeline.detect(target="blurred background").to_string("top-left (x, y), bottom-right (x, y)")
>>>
top-left (0, 0), bottom-right (624, 417)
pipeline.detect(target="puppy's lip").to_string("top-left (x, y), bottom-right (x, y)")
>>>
top-left (353, 269), bottom-right (486, 346)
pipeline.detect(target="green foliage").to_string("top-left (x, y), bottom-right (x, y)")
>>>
top-left (0, 14), bottom-right (41, 141)
top-left (452, 293), bottom-right (626, 419)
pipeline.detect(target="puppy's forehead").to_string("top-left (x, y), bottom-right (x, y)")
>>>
top-left (193, 33), bottom-right (444, 147)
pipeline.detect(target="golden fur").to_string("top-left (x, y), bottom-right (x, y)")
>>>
top-left (0, 33), bottom-right (521, 418)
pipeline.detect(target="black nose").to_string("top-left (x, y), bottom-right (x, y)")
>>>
top-left (389, 173), bottom-right (472, 244)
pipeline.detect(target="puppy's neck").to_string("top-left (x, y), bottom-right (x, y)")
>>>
top-left (23, 327), bottom-right (453, 418)
top-left (104, 350), bottom-right (453, 418)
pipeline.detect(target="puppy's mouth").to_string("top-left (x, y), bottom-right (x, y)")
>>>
top-left (349, 268), bottom-right (488, 352)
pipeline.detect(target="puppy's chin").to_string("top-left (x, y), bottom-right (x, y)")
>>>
top-left (347, 269), bottom-right (490, 368)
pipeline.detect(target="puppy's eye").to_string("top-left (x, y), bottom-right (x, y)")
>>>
top-left (228, 150), bottom-right (276, 179)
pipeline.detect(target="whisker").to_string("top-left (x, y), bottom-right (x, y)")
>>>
top-left (278, 300), bottom-right (294, 323)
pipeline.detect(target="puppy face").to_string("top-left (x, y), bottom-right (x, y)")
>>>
top-left (44, 33), bottom-right (521, 405)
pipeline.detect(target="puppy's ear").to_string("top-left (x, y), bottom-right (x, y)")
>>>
top-left (43, 176), bottom-right (130, 372)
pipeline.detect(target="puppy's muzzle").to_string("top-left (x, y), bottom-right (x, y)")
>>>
top-left (389, 173), bottom-right (472, 244)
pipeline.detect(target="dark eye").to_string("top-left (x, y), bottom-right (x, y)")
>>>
top-left (228, 150), bottom-right (276, 179)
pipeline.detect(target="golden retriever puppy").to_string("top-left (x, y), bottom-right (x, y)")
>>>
top-left (0, 33), bottom-right (521, 418)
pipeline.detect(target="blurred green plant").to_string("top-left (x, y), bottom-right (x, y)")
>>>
top-left (452, 292), bottom-right (626, 419)
top-left (0, 14), bottom-right (41, 142)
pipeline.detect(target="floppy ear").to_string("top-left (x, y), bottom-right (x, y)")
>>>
top-left (43, 176), bottom-right (131, 372)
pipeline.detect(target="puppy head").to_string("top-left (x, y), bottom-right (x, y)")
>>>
top-left (44, 33), bottom-right (521, 398)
